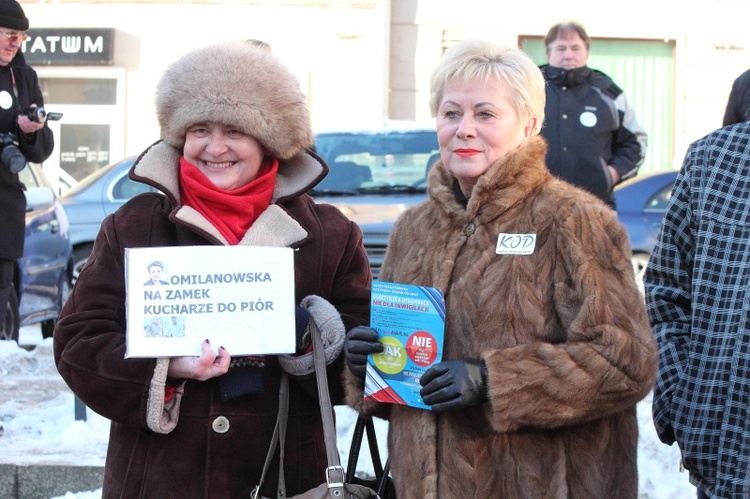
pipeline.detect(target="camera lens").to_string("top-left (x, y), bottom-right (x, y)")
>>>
top-left (2, 144), bottom-right (26, 173)
top-left (24, 107), bottom-right (46, 123)
top-left (0, 133), bottom-right (26, 173)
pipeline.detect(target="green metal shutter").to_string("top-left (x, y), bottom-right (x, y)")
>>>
top-left (521, 37), bottom-right (675, 174)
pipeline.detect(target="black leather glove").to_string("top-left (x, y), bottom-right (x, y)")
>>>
top-left (419, 358), bottom-right (488, 412)
top-left (344, 326), bottom-right (384, 380)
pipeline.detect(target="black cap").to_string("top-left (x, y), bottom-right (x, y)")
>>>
top-left (0, 0), bottom-right (28, 31)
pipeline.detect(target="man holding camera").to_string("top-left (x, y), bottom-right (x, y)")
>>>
top-left (0, 0), bottom-right (54, 339)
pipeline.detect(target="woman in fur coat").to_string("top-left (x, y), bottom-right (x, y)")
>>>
top-left (53, 42), bottom-right (372, 498)
top-left (343, 39), bottom-right (656, 498)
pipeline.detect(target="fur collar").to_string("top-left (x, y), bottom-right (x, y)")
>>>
top-left (427, 135), bottom-right (551, 222)
top-left (129, 141), bottom-right (326, 246)
top-left (131, 141), bottom-right (326, 203)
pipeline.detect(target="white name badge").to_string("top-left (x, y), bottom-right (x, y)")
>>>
top-left (579, 111), bottom-right (597, 128)
top-left (0, 91), bottom-right (12, 110)
top-left (496, 233), bottom-right (536, 255)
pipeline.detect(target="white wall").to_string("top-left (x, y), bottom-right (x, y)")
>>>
top-left (22, 1), bottom-right (390, 159)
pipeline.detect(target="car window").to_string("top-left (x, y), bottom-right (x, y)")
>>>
top-left (18, 163), bottom-right (54, 190)
top-left (17, 164), bottom-right (40, 188)
top-left (313, 131), bottom-right (439, 193)
top-left (645, 183), bottom-right (674, 211)
top-left (111, 173), bottom-right (155, 200)
top-left (64, 157), bottom-right (136, 198)
top-left (64, 163), bottom-right (116, 196)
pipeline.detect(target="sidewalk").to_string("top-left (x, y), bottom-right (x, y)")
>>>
top-left (0, 464), bottom-right (103, 499)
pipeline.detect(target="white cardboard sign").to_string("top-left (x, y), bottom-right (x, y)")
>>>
top-left (124, 245), bottom-right (295, 358)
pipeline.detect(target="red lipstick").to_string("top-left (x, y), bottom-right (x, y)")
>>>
top-left (455, 149), bottom-right (480, 157)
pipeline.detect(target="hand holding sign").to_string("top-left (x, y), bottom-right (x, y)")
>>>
top-left (168, 339), bottom-right (231, 381)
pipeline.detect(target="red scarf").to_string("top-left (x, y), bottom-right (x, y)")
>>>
top-left (179, 156), bottom-right (279, 245)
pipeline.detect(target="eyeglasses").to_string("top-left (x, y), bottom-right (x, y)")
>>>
top-left (0, 31), bottom-right (28, 43)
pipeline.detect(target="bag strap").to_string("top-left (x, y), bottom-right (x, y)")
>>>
top-left (346, 415), bottom-right (385, 483)
top-left (364, 417), bottom-right (385, 476)
top-left (345, 416), bottom-right (366, 483)
top-left (378, 457), bottom-right (392, 498)
top-left (252, 373), bottom-right (290, 499)
top-left (252, 320), bottom-right (344, 499)
top-left (277, 374), bottom-right (290, 497)
top-left (310, 320), bottom-right (347, 494)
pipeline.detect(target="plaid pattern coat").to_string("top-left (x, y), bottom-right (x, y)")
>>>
top-left (646, 121), bottom-right (750, 498)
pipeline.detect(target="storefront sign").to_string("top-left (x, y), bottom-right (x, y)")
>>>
top-left (22, 28), bottom-right (114, 65)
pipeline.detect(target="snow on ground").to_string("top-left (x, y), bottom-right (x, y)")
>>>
top-left (1, 327), bottom-right (695, 498)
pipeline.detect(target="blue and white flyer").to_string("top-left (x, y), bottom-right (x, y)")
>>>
top-left (364, 281), bottom-right (445, 410)
top-left (124, 245), bottom-right (295, 358)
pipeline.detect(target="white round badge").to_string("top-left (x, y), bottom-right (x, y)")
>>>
top-left (579, 111), bottom-right (597, 128)
top-left (0, 90), bottom-right (12, 110)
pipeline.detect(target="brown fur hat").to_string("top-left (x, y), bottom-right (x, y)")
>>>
top-left (156, 42), bottom-right (313, 160)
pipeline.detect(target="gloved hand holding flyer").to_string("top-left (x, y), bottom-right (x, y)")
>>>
top-left (364, 281), bottom-right (445, 410)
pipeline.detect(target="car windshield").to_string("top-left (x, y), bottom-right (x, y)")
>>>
top-left (311, 130), bottom-right (439, 195)
top-left (18, 163), bottom-right (49, 189)
top-left (62, 159), bottom-right (133, 198)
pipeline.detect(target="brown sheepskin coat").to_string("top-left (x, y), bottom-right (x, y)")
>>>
top-left (344, 136), bottom-right (657, 499)
top-left (54, 142), bottom-right (372, 498)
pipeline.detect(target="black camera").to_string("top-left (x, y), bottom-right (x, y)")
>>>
top-left (0, 132), bottom-right (27, 173)
top-left (23, 107), bottom-right (63, 123)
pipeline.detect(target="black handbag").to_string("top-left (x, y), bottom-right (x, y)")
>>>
top-left (345, 415), bottom-right (396, 499)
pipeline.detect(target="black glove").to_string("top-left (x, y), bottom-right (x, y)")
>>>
top-left (419, 358), bottom-right (488, 412)
top-left (344, 326), bottom-right (384, 380)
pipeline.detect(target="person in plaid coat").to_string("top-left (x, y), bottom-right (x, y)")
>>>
top-left (645, 121), bottom-right (750, 498)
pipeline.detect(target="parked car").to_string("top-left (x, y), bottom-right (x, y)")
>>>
top-left (311, 123), bottom-right (439, 278)
top-left (59, 156), bottom-right (158, 282)
top-left (0, 162), bottom-right (74, 342)
top-left (613, 169), bottom-right (679, 296)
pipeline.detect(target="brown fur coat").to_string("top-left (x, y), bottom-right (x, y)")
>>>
top-left (343, 136), bottom-right (656, 498)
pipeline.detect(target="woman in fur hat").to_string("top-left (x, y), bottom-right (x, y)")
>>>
top-left (53, 42), bottom-right (371, 498)
top-left (343, 39), bottom-right (656, 498)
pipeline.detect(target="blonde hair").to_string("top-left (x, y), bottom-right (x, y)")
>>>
top-left (429, 39), bottom-right (545, 135)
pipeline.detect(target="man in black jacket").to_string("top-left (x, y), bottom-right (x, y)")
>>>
top-left (539, 21), bottom-right (647, 209)
top-left (0, 0), bottom-right (54, 339)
